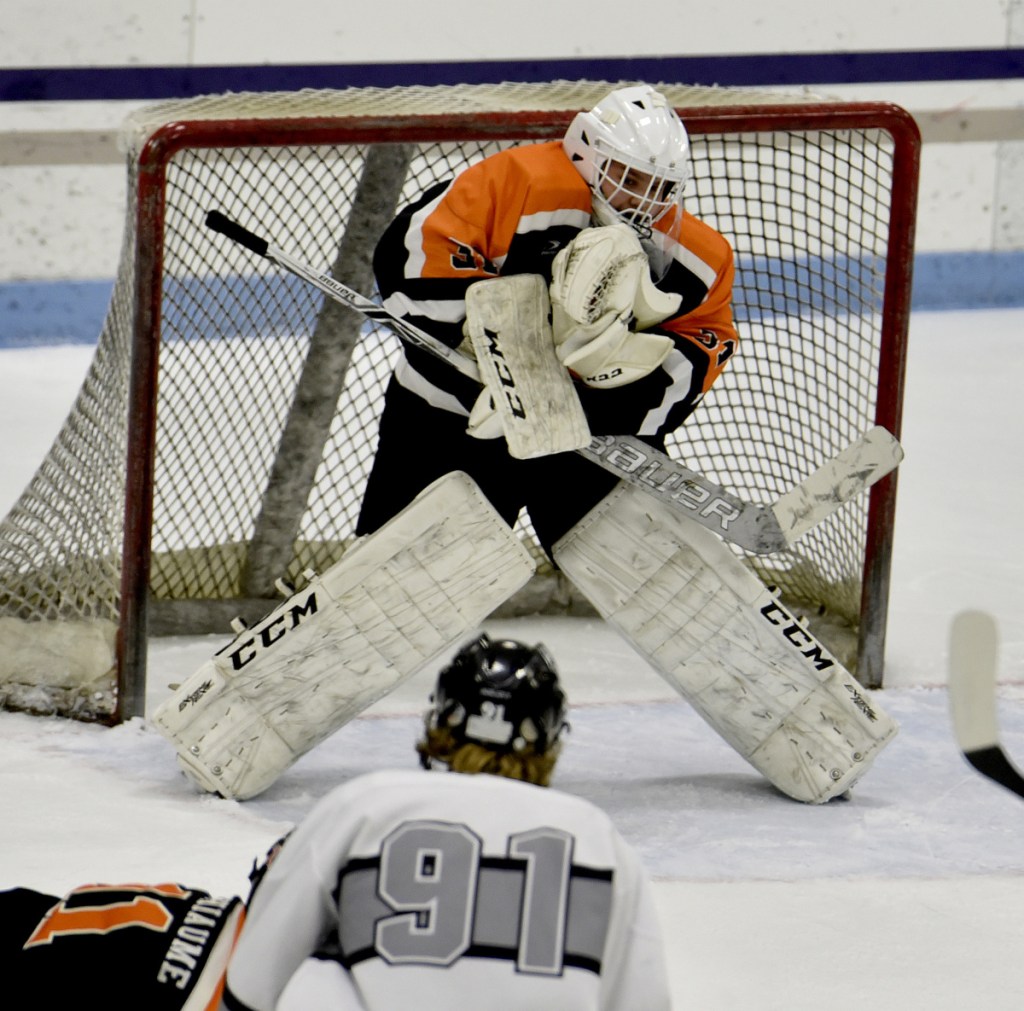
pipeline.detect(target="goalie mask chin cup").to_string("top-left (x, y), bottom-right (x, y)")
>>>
top-left (563, 84), bottom-right (692, 237)
top-left (426, 633), bottom-right (568, 755)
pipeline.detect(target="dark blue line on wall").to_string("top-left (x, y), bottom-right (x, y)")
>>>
top-left (3, 49), bottom-right (1024, 102)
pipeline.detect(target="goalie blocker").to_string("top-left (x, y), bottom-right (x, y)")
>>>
top-left (553, 482), bottom-right (898, 803)
top-left (151, 472), bottom-right (535, 800)
top-left (463, 273), bottom-right (591, 458)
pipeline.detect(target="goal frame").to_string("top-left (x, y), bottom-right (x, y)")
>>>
top-left (111, 100), bottom-right (920, 720)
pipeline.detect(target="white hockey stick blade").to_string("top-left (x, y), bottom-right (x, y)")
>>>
top-left (948, 610), bottom-right (1024, 799)
top-left (204, 211), bottom-right (902, 555)
top-left (949, 610), bottom-right (1000, 753)
top-left (771, 426), bottom-right (904, 543)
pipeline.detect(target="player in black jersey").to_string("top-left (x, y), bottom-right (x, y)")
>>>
top-left (2, 882), bottom-right (242, 1010)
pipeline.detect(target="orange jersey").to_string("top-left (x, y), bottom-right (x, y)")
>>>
top-left (373, 140), bottom-right (738, 438)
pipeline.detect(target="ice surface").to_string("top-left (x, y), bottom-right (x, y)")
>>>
top-left (3, 309), bottom-right (1023, 1009)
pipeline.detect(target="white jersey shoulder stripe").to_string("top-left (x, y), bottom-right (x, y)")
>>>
top-left (674, 244), bottom-right (720, 291)
top-left (516, 207), bottom-right (591, 236)
top-left (403, 186), bottom-right (450, 277)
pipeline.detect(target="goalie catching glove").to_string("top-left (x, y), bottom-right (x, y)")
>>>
top-left (549, 223), bottom-right (682, 388)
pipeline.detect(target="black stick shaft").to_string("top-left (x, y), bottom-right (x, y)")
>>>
top-left (206, 210), bottom-right (269, 257)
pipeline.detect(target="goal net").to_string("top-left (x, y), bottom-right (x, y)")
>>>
top-left (0, 80), bottom-right (919, 722)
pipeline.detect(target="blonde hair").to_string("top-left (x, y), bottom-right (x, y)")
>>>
top-left (416, 726), bottom-right (560, 787)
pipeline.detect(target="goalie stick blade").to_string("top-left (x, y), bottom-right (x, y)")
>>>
top-left (771, 426), bottom-right (904, 544)
top-left (204, 211), bottom-right (902, 555)
top-left (575, 435), bottom-right (788, 554)
top-left (948, 610), bottom-right (1024, 799)
top-left (949, 610), bottom-right (999, 753)
top-left (579, 427), bottom-right (902, 555)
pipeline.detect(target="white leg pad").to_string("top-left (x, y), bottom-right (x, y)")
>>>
top-left (553, 482), bottom-right (898, 803)
top-left (151, 472), bottom-right (536, 799)
top-left (465, 274), bottom-right (591, 459)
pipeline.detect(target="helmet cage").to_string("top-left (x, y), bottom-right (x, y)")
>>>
top-left (590, 142), bottom-right (687, 235)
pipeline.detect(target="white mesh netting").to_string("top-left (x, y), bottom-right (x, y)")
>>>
top-left (0, 80), bottom-right (916, 720)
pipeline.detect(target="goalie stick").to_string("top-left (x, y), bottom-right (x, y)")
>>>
top-left (205, 209), bottom-right (903, 556)
top-left (948, 610), bottom-right (1024, 800)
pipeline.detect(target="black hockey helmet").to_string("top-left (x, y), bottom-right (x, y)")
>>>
top-left (426, 633), bottom-right (568, 755)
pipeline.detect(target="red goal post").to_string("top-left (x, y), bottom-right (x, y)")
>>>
top-left (0, 81), bottom-right (920, 723)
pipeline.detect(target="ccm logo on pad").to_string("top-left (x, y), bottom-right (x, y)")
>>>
top-left (222, 591), bottom-right (319, 670)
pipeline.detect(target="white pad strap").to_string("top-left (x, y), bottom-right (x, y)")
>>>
top-left (464, 274), bottom-right (590, 459)
top-left (151, 472), bottom-right (536, 799)
top-left (553, 482), bottom-right (898, 803)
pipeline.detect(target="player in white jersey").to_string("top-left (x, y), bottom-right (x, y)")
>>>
top-left (220, 634), bottom-right (672, 1010)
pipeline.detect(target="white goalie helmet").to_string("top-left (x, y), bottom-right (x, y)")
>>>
top-left (563, 84), bottom-right (691, 236)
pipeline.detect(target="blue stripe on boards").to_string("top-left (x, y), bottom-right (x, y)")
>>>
top-left (2, 49), bottom-right (1024, 102)
top-left (911, 251), bottom-right (1024, 311)
top-left (0, 279), bottom-right (113, 347)
top-left (0, 275), bottom-right (317, 348)
top-left (2, 252), bottom-right (1021, 348)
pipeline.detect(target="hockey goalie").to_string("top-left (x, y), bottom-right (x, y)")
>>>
top-left (153, 85), bottom-right (897, 802)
